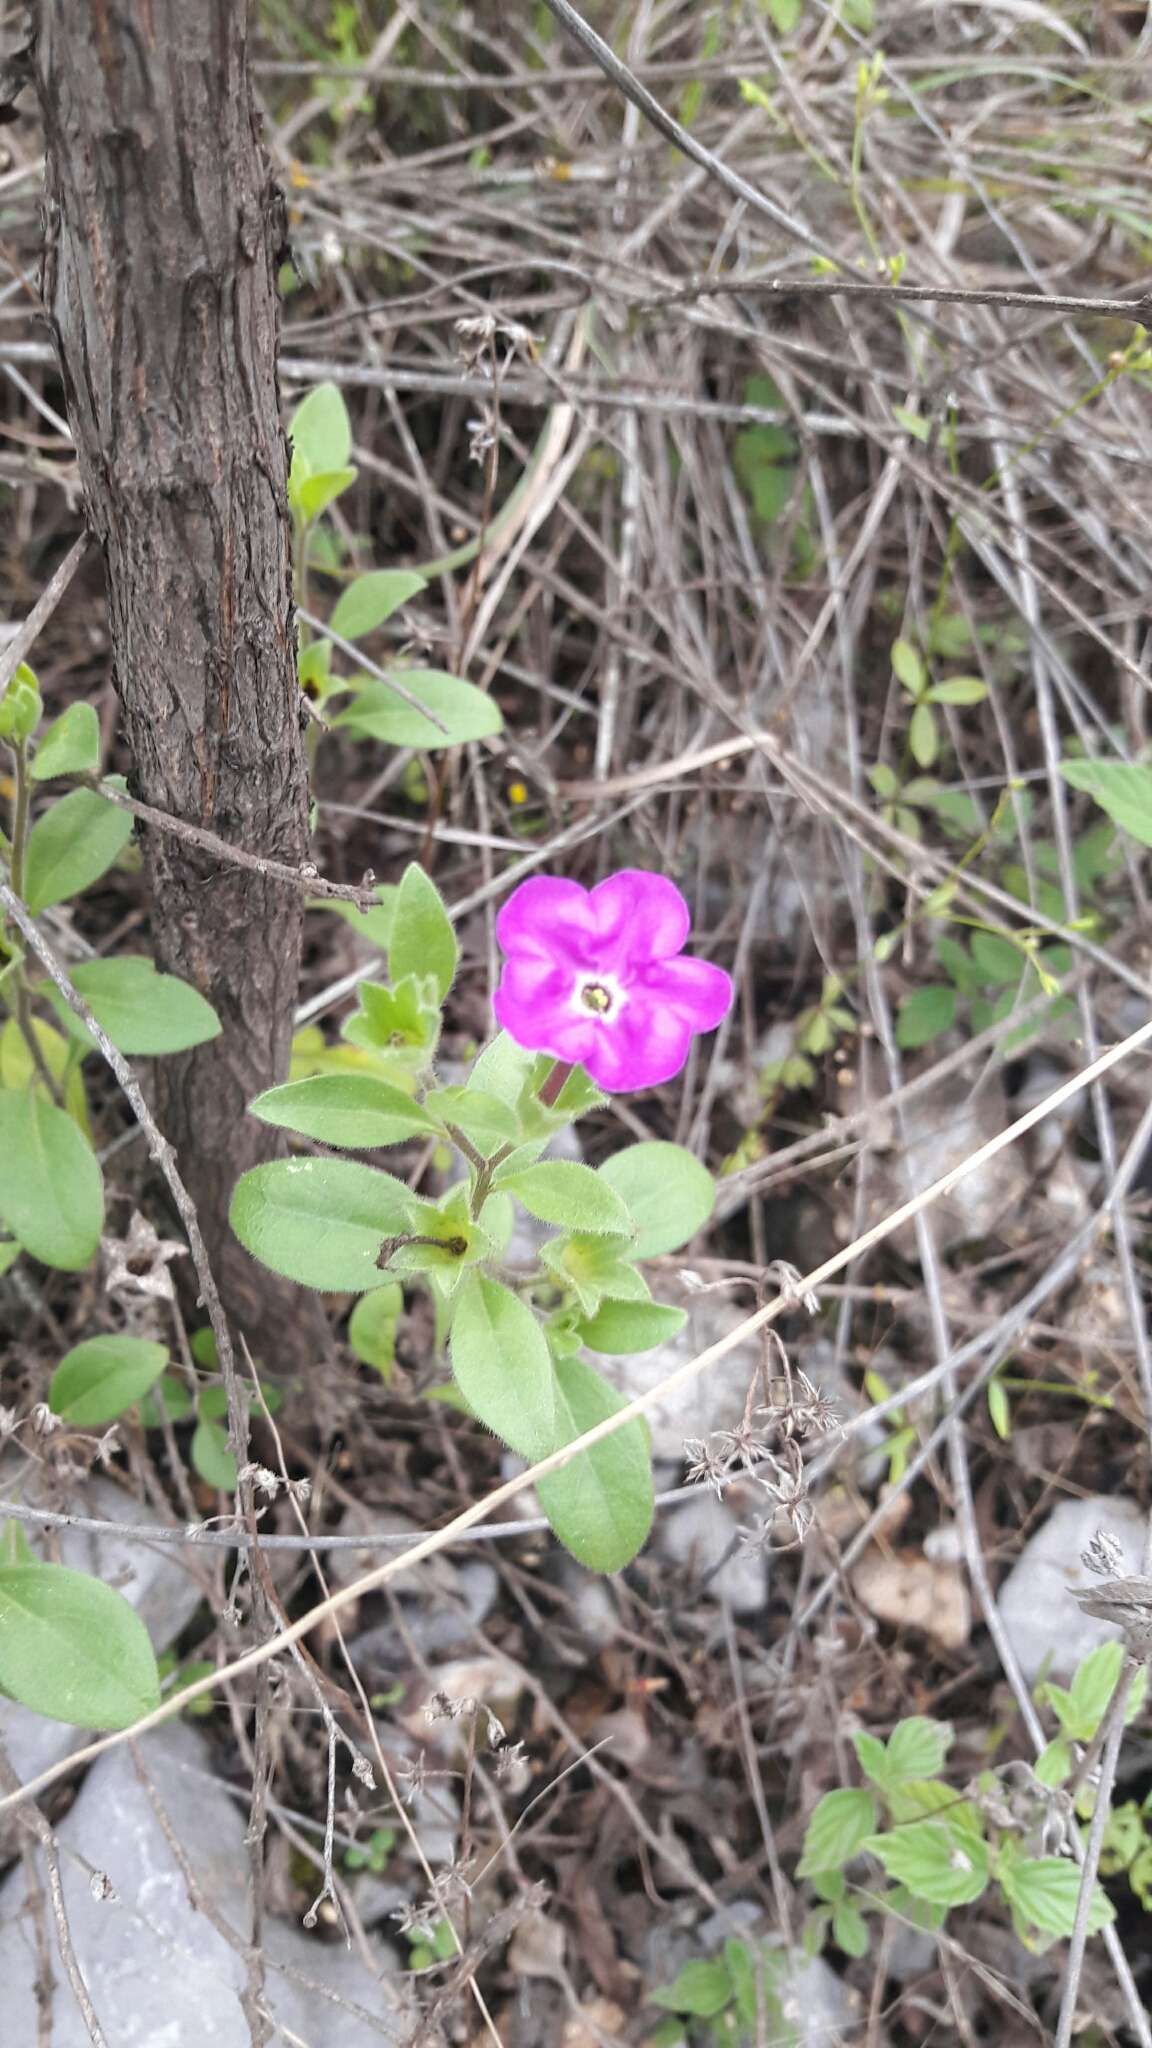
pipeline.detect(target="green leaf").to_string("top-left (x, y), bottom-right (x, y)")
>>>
top-left (389, 863), bottom-right (457, 998)
top-left (294, 468), bottom-right (357, 521)
top-left (892, 639), bottom-right (927, 698)
top-left (0, 1520), bottom-right (34, 1567)
top-left (540, 1233), bottom-right (651, 1316)
top-left (1034, 1739), bottom-right (1073, 1788)
top-left (191, 1419), bottom-right (237, 1492)
top-left (59, 957), bottom-right (221, 1055)
top-left (869, 761), bottom-right (899, 800)
top-left (969, 930), bottom-right (1023, 985)
top-left (348, 1284), bottom-right (402, 1379)
top-left (768, 0), bottom-right (804, 32)
top-left (926, 676), bottom-right (988, 706)
top-left (648, 1960), bottom-right (732, 2018)
top-left (833, 1901), bottom-right (870, 1957)
top-left (330, 570), bottom-right (426, 640)
top-left (935, 934), bottom-right (982, 997)
top-left (909, 701), bottom-right (938, 769)
top-left (853, 1732), bottom-right (891, 1787)
top-left (424, 1086), bottom-right (520, 1152)
top-left (23, 789), bottom-right (134, 913)
top-left (885, 1717), bottom-right (954, 1782)
top-left (309, 886), bottom-right (397, 952)
top-left (289, 382), bottom-right (352, 474)
top-left (893, 404), bottom-right (930, 442)
top-left (140, 1372), bottom-right (194, 1429)
top-left (450, 1272), bottom-right (562, 1459)
top-left (499, 1160), bottom-right (633, 1237)
top-left (30, 701), bottom-right (101, 781)
top-left (864, 1822), bottom-right (989, 1906)
top-left (895, 986), bottom-right (956, 1049)
top-left (885, 1783), bottom-right (976, 1827)
top-left (597, 1141), bottom-right (714, 1257)
top-left (333, 670), bottom-right (503, 750)
top-left (576, 1300), bottom-right (687, 1355)
top-left (0, 663), bottom-right (42, 741)
top-left (342, 975), bottom-right (440, 1064)
top-left (467, 1031), bottom-right (534, 1112)
top-left (537, 1355), bottom-right (653, 1572)
top-left (0, 1564), bottom-right (161, 1729)
top-left (999, 1856), bottom-right (1113, 1941)
top-left (1068, 1640), bottom-right (1126, 1736)
top-left (1060, 758), bottom-right (1152, 848)
top-left (797, 1788), bottom-right (878, 1877)
top-left (987, 1377), bottom-right (1011, 1440)
top-left (248, 1073), bottom-right (437, 1149)
top-left (0, 1088), bottom-right (102, 1270)
top-left (49, 1336), bottom-right (169, 1426)
top-left (229, 1157), bottom-right (416, 1293)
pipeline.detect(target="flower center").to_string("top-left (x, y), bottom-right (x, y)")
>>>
top-left (579, 980), bottom-right (614, 1016)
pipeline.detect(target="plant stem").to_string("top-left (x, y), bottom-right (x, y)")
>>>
top-left (538, 1058), bottom-right (574, 1109)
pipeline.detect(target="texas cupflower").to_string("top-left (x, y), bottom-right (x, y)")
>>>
top-left (493, 869), bottom-right (733, 1092)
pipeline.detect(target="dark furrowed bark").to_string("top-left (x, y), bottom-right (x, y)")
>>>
top-left (37, 0), bottom-right (321, 1359)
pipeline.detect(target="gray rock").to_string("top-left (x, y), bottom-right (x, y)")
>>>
top-left (1, 1477), bottom-right (205, 1844)
top-left (349, 1558), bottom-right (497, 1668)
top-left (0, 1719), bottom-right (409, 2046)
top-left (996, 1494), bottom-right (1146, 1681)
top-left (778, 1951), bottom-right (858, 2046)
top-left (657, 1491), bottom-right (766, 1615)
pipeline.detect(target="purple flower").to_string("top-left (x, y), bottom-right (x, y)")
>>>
top-left (493, 870), bottom-right (733, 1092)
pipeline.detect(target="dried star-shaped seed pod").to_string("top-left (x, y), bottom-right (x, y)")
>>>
top-left (103, 1210), bottom-right (186, 1302)
top-left (1072, 1575), bottom-right (1152, 1659)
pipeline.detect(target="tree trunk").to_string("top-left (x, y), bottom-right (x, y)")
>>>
top-left (36, 0), bottom-right (318, 1353)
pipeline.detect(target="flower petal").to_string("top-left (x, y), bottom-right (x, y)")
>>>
top-left (641, 955), bottom-right (734, 1033)
top-left (589, 870), bottom-right (691, 970)
top-left (581, 1002), bottom-right (693, 1092)
top-left (495, 876), bottom-right (597, 965)
top-left (494, 964), bottom-right (597, 1064)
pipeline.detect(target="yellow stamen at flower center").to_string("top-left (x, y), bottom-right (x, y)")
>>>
top-left (580, 981), bottom-right (614, 1015)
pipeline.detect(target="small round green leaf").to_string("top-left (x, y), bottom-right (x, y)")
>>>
top-left (249, 1073), bottom-right (438, 1149)
top-left (1060, 758), bottom-right (1152, 848)
top-left (0, 1088), bottom-right (103, 1270)
top-left (289, 381), bottom-right (352, 472)
top-left (49, 1335), bottom-right (169, 1426)
top-left (348, 1284), bottom-right (402, 1378)
top-left (191, 1419), bottom-right (238, 1492)
top-left (576, 1300), bottom-right (687, 1355)
top-left (500, 1160), bottom-right (633, 1237)
top-left (30, 701), bottom-right (101, 781)
top-left (895, 986), bottom-right (956, 1050)
top-left (598, 1142), bottom-right (714, 1257)
top-left (0, 1564), bottom-right (161, 1729)
top-left (229, 1157), bottom-right (416, 1292)
top-left (329, 570), bottom-right (426, 641)
top-left (333, 670), bottom-right (503, 750)
top-left (23, 789), bottom-right (134, 914)
top-left (62, 957), bottom-right (221, 1054)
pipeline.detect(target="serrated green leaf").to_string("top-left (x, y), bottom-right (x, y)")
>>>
top-left (30, 701), bottom-right (101, 781)
top-left (329, 570), bottom-right (425, 641)
top-left (853, 1732), bottom-right (891, 1787)
top-left (885, 1783), bottom-right (976, 1828)
top-left (229, 1157), bottom-right (415, 1292)
top-left (1068, 1640), bottom-right (1125, 1735)
top-left (1060, 758), bottom-right (1152, 848)
top-left (885, 1718), bottom-right (954, 1782)
top-left (576, 1300), bottom-right (687, 1355)
top-left (334, 670), bottom-right (502, 750)
top-left (648, 1960), bottom-right (732, 2018)
top-left (248, 1073), bottom-right (436, 1149)
top-left (864, 1821), bottom-right (989, 1906)
top-left (389, 863), bottom-right (457, 998)
top-left (0, 1088), bottom-right (102, 1270)
top-left (598, 1141), bottom-right (714, 1257)
top-left (499, 1159), bottom-right (633, 1237)
top-left (999, 1856), bottom-right (1113, 1940)
top-left (797, 1788), bottom-right (877, 1876)
top-left (23, 789), bottom-right (134, 913)
top-left (833, 1900), bottom-right (870, 1957)
top-left (49, 1335), bottom-right (168, 1426)
top-left (1034, 1739), bottom-right (1073, 1788)
top-left (0, 1564), bottom-right (161, 1729)
top-left (57, 957), bottom-right (222, 1055)
top-left (969, 929), bottom-right (1023, 985)
top-left (895, 986), bottom-right (956, 1050)
top-left (536, 1354), bottom-right (653, 1572)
